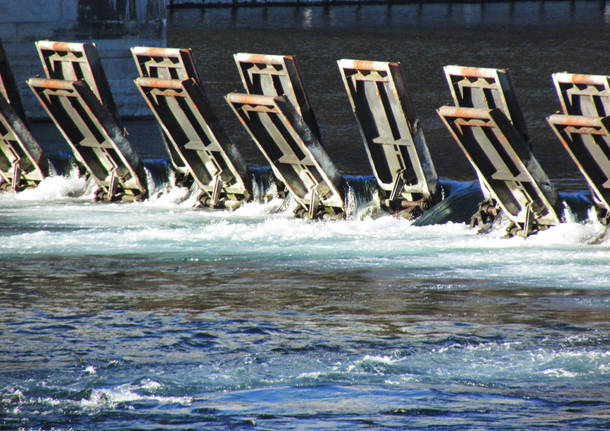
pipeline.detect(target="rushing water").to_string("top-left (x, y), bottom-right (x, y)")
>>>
top-left (2, 1), bottom-right (610, 430)
top-left (0, 173), bottom-right (609, 430)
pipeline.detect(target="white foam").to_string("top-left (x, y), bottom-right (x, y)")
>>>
top-left (0, 174), bottom-right (90, 202)
top-left (80, 383), bottom-right (192, 409)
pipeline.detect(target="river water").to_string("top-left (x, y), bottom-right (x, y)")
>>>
top-left (1, 2), bottom-right (610, 430)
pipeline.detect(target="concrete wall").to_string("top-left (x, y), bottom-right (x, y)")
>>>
top-left (0, 0), bottom-right (167, 119)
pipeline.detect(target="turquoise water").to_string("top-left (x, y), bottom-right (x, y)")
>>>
top-left (1, 174), bottom-right (608, 430)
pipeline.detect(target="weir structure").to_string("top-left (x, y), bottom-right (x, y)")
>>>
top-left (337, 59), bottom-right (439, 219)
top-left (547, 72), bottom-right (610, 223)
top-left (0, 38), bottom-right (50, 191)
top-left (28, 41), bottom-right (147, 201)
top-left (438, 65), bottom-right (560, 236)
top-left (133, 47), bottom-right (251, 209)
top-left (230, 53), bottom-right (345, 218)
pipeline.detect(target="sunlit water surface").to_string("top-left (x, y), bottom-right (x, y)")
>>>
top-left (0, 173), bottom-right (608, 430)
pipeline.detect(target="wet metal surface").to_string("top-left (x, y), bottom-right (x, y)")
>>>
top-left (28, 78), bottom-right (147, 201)
top-left (437, 106), bottom-right (559, 231)
top-left (338, 59), bottom-right (438, 215)
top-left (136, 75), bottom-right (251, 205)
top-left (227, 92), bottom-right (344, 217)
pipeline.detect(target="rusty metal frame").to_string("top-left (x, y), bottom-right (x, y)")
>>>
top-left (135, 77), bottom-right (250, 205)
top-left (444, 65), bottom-right (529, 143)
top-left (35, 40), bottom-right (120, 123)
top-left (337, 59), bottom-right (438, 206)
top-left (547, 114), bottom-right (610, 214)
top-left (131, 46), bottom-right (204, 175)
top-left (131, 46), bottom-right (201, 83)
top-left (28, 78), bottom-right (147, 201)
top-left (552, 72), bottom-right (610, 117)
top-left (234, 53), bottom-right (321, 140)
top-left (437, 106), bottom-right (559, 229)
top-left (226, 92), bottom-right (343, 217)
top-left (0, 38), bottom-right (27, 123)
top-left (0, 95), bottom-right (49, 190)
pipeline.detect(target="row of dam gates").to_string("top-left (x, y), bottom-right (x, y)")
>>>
top-left (0, 39), bottom-right (608, 238)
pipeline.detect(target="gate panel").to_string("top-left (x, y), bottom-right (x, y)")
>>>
top-left (552, 73), bottom-right (610, 117)
top-left (28, 78), bottom-right (147, 201)
top-left (227, 93), bottom-right (343, 217)
top-left (547, 114), bottom-right (610, 214)
top-left (132, 46), bottom-right (205, 175)
top-left (36, 40), bottom-right (119, 123)
top-left (444, 65), bottom-right (529, 143)
top-left (131, 46), bottom-right (201, 83)
top-left (0, 96), bottom-right (49, 190)
top-left (135, 77), bottom-right (250, 205)
top-left (338, 59), bottom-right (438, 207)
top-left (234, 53), bottom-right (320, 140)
top-left (437, 106), bottom-right (559, 228)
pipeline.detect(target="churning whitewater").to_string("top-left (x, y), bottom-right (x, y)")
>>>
top-left (1, 170), bottom-right (609, 430)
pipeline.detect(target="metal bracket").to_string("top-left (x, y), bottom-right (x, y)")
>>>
top-left (211, 173), bottom-right (223, 207)
top-left (389, 168), bottom-right (406, 202)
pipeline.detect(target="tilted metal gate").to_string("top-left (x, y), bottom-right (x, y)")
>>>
top-left (135, 76), bottom-right (251, 207)
top-left (444, 65), bottom-right (530, 143)
top-left (36, 40), bottom-right (120, 124)
top-left (548, 72), bottom-right (610, 222)
top-left (547, 114), bottom-right (610, 219)
top-left (439, 65), bottom-right (559, 235)
top-left (338, 59), bottom-right (439, 217)
top-left (30, 41), bottom-right (146, 201)
top-left (234, 53), bottom-right (321, 140)
top-left (227, 93), bottom-right (344, 219)
top-left (132, 46), bottom-right (203, 177)
top-left (28, 78), bottom-right (147, 201)
top-left (232, 53), bottom-right (345, 217)
top-left (132, 46), bottom-right (201, 82)
top-left (437, 106), bottom-right (559, 235)
top-left (0, 38), bottom-right (49, 191)
top-left (552, 72), bottom-right (610, 117)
